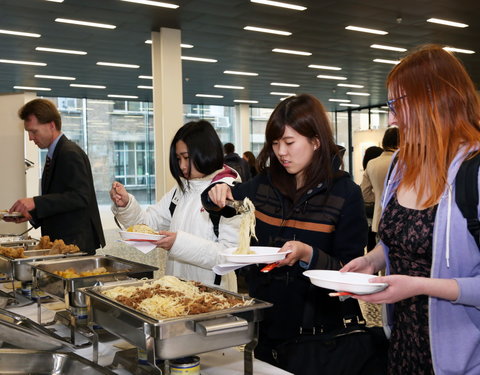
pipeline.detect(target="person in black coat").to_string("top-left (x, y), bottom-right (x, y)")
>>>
top-left (223, 142), bottom-right (251, 182)
top-left (7, 99), bottom-right (105, 254)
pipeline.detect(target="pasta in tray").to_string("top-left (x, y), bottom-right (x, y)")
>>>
top-left (101, 275), bottom-right (253, 319)
top-left (233, 198), bottom-right (257, 255)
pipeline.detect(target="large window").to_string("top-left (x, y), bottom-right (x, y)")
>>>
top-left (114, 141), bottom-right (154, 187)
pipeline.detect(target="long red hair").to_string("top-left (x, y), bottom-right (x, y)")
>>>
top-left (387, 45), bottom-right (480, 207)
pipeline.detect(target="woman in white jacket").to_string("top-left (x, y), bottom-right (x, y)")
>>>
top-left (110, 120), bottom-right (240, 292)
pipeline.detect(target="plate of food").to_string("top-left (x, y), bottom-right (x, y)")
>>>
top-left (119, 224), bottom-right (165, 242)
top-left (220, 246), bottom-right (290, 264)
top-left (303, 270), bottom-right (388, 295)
top-left (0, 210), bottom-right (24, 219)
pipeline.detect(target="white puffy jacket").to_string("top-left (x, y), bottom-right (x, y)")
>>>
top-left (112, 168), bottom-right (241, 292)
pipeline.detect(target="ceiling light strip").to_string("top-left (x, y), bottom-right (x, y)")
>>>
top-left (70, 84), bottom-right (106, 89)
top-left (0, 59), bottom-right (46, 66)
top-left (339, 103), bottom-right (360, 107)
top-left (35, 74), bottom-right (75, 80)
top-left (120, 0), bottom-right (179, 9)
top-left (244, 26), bottom-right (291, 36)
top-left (234, 100), bottom-right (259, 104)
top-left (214, 85), bottom-right (244, 90)
top-left (97, 61), bottom-right (140, 68)
top-left (138, 85), bottom-right (153, 89)
top-left (346, 91), bottom-right (370, 96)
top-left (181, 56), bottom-right (217, 63)
top-left (373, 58), bottom-right (400, 65)
top-left (272, 48), bottom-right (311, 56)
top-left (36, 47), bottom-right (87, 55)
top-left (224, 70), bottom-right (258, 76)
top-left (270, 82), bottom-right (299, 87)
top-left (345, 25), bottom-right (388, 35)
top-left (138, 75), bottom-right (153, 79)
top-left (0, 29), bottom-right (41, 38)
top-left (443, 46), bottom-right (475, 54)
top-left (108, 94), bottom-right (139, 99)
top-left (328, 99), bottom-right (350, 103)
top-left (370, 44), bottom-right (406, 52)
top-left (308, 64), bottom-right (341, 70)
top-left (337, 83), bottom-right (364, 88)
top-left (14, 86), bottom-right (51, 91)
top-left (317, 74), bottom-right (347, 80)
top-left (270, 91), bottom-right (295, 96)
top-left (196, 94), bottom-right (223, 98)
top-left (427, 18), bottom-right (468, 28)
top-left (250, 0), bottom-right (306, 11)
top-left (55, 18), bottom-right (116, 29)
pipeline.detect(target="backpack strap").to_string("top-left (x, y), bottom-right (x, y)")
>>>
top-left (170, 188), bottom-right (222, 285)
top-left (455, 153), bottom-right (480, 249)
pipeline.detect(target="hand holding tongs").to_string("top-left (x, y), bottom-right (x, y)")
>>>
top-left (225, 199), bottom-right (251, 214)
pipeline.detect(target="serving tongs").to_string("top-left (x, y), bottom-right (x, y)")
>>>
top-left (226, 199), bottom-right (251, 214)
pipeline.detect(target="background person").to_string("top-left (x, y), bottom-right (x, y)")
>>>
top-left (341, 45), bottom-right (480, 375)
top-left (110, 120), bottom-right (241, 292)
top-left (223, 142), bottom-right (251, 182)
top-left (8, 98), bottom-right (104, 254)
top-left (242, 150), bottom-right (257, 178)
top-left (203, 94), bottom-right (380, 374)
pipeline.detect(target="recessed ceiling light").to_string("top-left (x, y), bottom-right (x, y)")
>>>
top-left (244, 26), bottom-right (291, 36)
top-left (270, 82), bottom-right (300, 87)
top-left (427, 18), bottom-right (468, 28)
top-left (308, 64), bottom-right (341, 70)
top-left (70, 84), bottom-right (106, 89)
top-left (36, 47), bottom-right (87, 55)
top-left (196, 94), bottom-right (224, 98)
top-left (346, 91), bottom-right (370, 96)
top-left (250, 0), bottom-right (306, 11)
top-left (120, 0), bottom-right (179, 9)
top-left (181, 56), bottom-right (217, 63)
top-left (270, 91), bottom-right (295, 96)
top-left (97, 62), bottom-right (140, 68)
top-left (339, 103), bottom-right (360, 107)
top-left (14, 86), bottom-right (51, 91)
top-left (0, 59), bottom-right (46, 66)
top-left (371, 109), bottom-right (388, 113)
top-left (370, 44), bottom-right (407, 52)
top-left (345, 25), bottom-right (388, 35)
top-left (35, 74), bottom-right (76, 80)
top-left (0, 29), bottom-right (41, 38)
top-left (329, 99), bottom-right (351, 103)
top-left (272, 48), bottom-right (311, 56)
top-left (137, 85), bottom-right (153, 89)
top-left (373, 58), bottom-right (400, 65)
top-left (337, 83), bottom-right (364, 88)
top-left (55, 18), bottom-right (116, 29)
top-left (138, 75), bottom-right (153, 79)
top-left (45, 0), bottom-right (64, 2)
top-left (224, 70), bottom-right (258, 76)
top-left (234, 100), bottom-right (259, 104)
top-left (317, 74), bottom-right (347, 80)
top-left (108, 94), bottom-right (139, 99)
top-left (443, 46), bottom-right (475, 54)
top-left (214, 85), bottom-right (244, 90)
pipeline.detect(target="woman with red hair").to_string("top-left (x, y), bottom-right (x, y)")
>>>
top-left (342, 45), bottom-right (480, 374)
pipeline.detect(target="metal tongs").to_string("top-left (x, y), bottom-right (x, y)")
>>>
top-left (226, 199), bottom-right (251, 214)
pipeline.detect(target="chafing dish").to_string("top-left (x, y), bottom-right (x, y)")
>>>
top-left (81, 278), bottom-right (272, 366)
top-left (0, 349), bottom-right (115, 374)
top-left (0, 236), bottom-right (37, 247)
top-left (0, 307), bottom-right (73, 350)
top-left (0, 249), bottom-right (87, 281)
top-left (32, 255), bottom-right (158, 308)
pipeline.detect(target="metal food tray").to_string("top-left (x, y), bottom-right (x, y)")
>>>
top-left (0, 249), bottom-right (87, 281)
top-left (0, 236), bottom-right (37, 247)
top-left (32, 255), bottom-right (158, 308)
top-left (0, 349), bottom-right (115, 374)
top-left (81, 278), bottom-right (272, 361)
top-left (0, 307), bottom-right (74, 350)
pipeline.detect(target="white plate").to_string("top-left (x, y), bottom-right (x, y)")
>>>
top-left (119, 230), bottom-right (165, 242)
top-left (303, 270), bottom-right (388, 295)
top-left (0, 211), bottom-right (23, 218)
top-left (220, 246), bottom-right (290, 264)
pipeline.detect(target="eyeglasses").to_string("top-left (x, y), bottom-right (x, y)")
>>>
top-left (386, 95), bottom-right (406, 114)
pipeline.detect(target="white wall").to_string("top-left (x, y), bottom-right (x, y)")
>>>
top-left (352, 129), bottom-right (385, 184)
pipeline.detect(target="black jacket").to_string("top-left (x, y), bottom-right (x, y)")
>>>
top-left (31, 135), bottom-right (105, 254)
top-left (203, 170), bottom-right (368, 342)
top-left (224, 152), bottom-right (251, 182)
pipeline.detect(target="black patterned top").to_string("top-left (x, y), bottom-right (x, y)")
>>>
top-left (378, 195), bottom-right (437, 375)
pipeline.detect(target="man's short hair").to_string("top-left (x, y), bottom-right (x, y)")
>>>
top-left (223, 142), bottom-right (235, 154)
top-left (382, 127), bottom-right (399, 151)
top-left (18, 98), bottom-right (62, 131)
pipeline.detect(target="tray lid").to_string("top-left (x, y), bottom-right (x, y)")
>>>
top-left (0, 307), bottom-right (74, 350)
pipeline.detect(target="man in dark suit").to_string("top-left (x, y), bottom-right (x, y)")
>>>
top-left (8, 98), bottom-right (105, 254)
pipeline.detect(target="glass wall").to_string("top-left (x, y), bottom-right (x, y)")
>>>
top-left (249, 107), bottom-right (273, 155)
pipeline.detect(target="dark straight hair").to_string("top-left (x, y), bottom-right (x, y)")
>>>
top-left (169, 120), bottom-right (224, 192)
top-left (257, 94), bottom-right (341, 201)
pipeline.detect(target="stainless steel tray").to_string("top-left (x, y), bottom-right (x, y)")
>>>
top-left (32, 255), bottom-right (158, 308)
top-left (0, 249), bottom-right (87, 281)
top-left (0, 236), bottom-right (37, 247)
top-left (0, 349), bottom-right (115, 374)
top-left (82, 278), bottom-right (272, 361)
top-left (0, 308), bottom-right (73, 350)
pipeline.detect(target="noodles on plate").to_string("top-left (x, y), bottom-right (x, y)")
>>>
top-left (233, 198), bottom-right (257, 254)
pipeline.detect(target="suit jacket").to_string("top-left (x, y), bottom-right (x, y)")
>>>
top-left (360, 150), bottom-right (395, 232)
top-left (31, 135), bottom-right (105, 254)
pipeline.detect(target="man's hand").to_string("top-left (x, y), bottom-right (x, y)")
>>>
top-left (9, 198), bottom-right (34, 221)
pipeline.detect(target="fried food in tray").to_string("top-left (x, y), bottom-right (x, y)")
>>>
top-left (101, 275), bottom-right (253, 319)
top-left (0, 246), bottom-right (26, 259)
top-left (53, 266), bottom-right (109, 278)
top-left (34, 236), bottom-right (80, 254)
